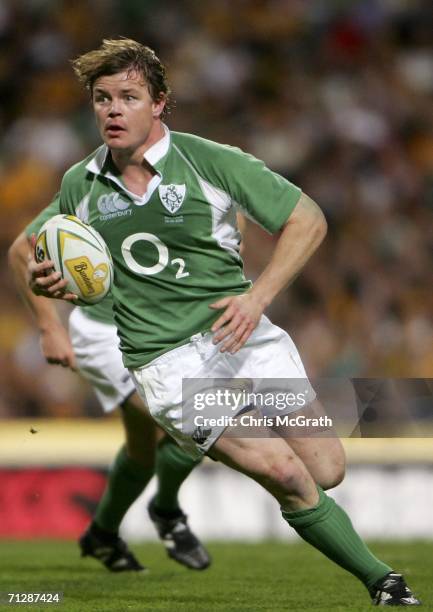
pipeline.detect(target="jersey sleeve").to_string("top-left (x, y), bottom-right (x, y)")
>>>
top-left (181, 135), bottom-right (302, 234)
top-left (24, 195), bottom-right (60, 237)
top-left (213, 145), bottom-right (301, 233)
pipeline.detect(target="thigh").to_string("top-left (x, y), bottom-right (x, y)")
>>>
top-left (229, 316), bottom-right (316, 416)
top-left (231, 316), bottom-right (310, 379)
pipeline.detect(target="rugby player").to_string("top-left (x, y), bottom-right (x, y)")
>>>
top-left (28, 38), bottom-right (419, 605)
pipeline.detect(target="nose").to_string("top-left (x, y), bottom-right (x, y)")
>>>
top-left (108, 101), bottom-right (121, 117)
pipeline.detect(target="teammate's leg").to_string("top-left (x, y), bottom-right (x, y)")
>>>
top-left (93, 391), bottom-right (156, 534)
top-left (119, 393), bottom-right (211, 570)
top-left (84, 391), bottom-right (210, 570)
top-left (208, 433), bottom-right (418, 604)
top-left (80, 391), bottom-right (155, 572)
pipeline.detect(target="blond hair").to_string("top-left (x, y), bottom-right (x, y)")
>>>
top-left (71, 38), bottom-right (171, 116)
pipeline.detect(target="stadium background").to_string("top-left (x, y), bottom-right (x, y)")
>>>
top-left (0, 0), bottom-right (432, 544)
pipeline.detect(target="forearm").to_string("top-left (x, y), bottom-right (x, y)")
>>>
top-left (8, 233), bottom-right (63, 332)
top-left (249, 193), bottom-right (327, 308)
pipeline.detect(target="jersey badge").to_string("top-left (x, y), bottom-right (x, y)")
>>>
top-left (158, 184), bottom-right (186, 214)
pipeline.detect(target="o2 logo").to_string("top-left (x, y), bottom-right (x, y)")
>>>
top-left (121, 233), bottom-right (189, 279)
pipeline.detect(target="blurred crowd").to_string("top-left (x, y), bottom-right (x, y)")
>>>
top-left (0, 0), bottom-right (432, 417)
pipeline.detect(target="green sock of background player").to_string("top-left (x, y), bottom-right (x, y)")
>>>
top-left (152, 438), bottom-right (203, 517)
top-left (94, 441), bottom-right (201, 533)
top-left (283, 487), bottom-right (391, 590)
top-left (94, 445), bottom-right (153, 533)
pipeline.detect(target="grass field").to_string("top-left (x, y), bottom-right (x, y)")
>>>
top-left (0, 540), bottom-right (431, 611)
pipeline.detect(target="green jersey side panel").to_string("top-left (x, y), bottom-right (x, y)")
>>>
top-left (24, 194), bottom-right (115, 326)
top-left (59, 130), bottom-right (302, 368)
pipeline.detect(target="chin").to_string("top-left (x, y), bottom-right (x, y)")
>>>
top-left (105, 139), bottom-right (129, 150)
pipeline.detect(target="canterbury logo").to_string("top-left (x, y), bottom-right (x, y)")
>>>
top-left (97, 193), bottom-right (131, 219)
top-left (65, 256), bottom-right (108, 297)
top-left (191, 426), bottom-right (212, 446)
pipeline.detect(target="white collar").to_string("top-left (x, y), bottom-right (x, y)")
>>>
top-left (143, 123), bottom-right (170, 166)
top-left (85, 123), bottom-right (170, 175)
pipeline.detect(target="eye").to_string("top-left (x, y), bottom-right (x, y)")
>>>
top-left (95, 94), bottom-right (109, 103)
top-left (125, 95), bottom-right (137, 101)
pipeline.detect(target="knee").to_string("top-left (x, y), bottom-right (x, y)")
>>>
top-left (264, 457), bottom-right (303, 494)
top-left (317, 454), bottom-right (346, 490)
top-left (125, 442), bottom-right (155, 470)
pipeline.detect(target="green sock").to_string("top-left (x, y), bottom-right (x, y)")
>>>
top-left (94, 445), bottom-right (154, 533)
top-left (153, 439), bottom-right (202, 515)
top-left (282, 487), bottom-right (391, 589)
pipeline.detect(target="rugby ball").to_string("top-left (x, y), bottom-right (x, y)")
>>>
top-left (35, 214), bottom-right (113, 306)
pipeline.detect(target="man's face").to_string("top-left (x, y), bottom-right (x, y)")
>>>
top-left (92, 69), bottom-right (165, 153)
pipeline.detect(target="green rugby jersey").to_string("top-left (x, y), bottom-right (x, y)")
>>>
top-left (59, 127), bottom-right (301, 368)
top-left (25, 197), bottom-right (115, 326)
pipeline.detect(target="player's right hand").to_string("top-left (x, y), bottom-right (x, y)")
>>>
top-left (28, 234), bottom-right (78, 301)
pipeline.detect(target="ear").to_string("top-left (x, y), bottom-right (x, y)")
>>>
top-left (152, 94), bottom-right (166, 119)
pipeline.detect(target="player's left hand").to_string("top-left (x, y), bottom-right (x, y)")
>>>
top-left (28, 234), bottom-right (77, 301)
top-left (209, 293), bottom-right (263, 354)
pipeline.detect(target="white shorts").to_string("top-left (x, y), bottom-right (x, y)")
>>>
top-left (68, 308), bottom-right (135, 413)
top-left (131, 316), bottom-right (315, 458)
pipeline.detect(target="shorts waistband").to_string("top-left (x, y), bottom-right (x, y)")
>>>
top-left (138, 332), bottom-right (209, 369)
